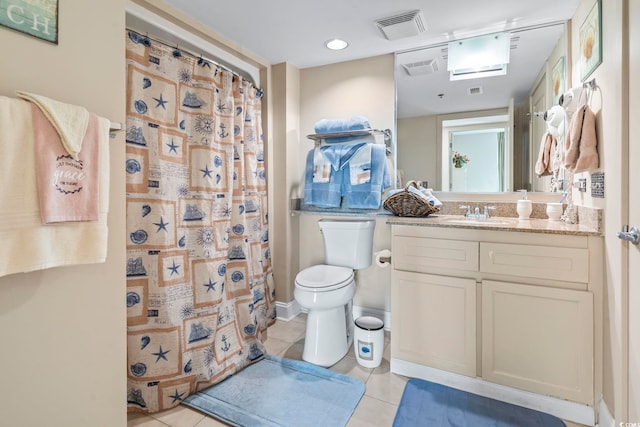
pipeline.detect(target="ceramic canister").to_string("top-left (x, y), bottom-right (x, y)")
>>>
top-left (546, 202), bottom-right (564, 221)
top-left (353, 316), bottom-right (384, 368)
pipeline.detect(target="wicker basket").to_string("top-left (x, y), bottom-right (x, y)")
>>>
top-left (383, 181), bottom-right (440, 217)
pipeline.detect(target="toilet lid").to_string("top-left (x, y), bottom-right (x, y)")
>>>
top-left (295, 265), bottom-right (354, 291)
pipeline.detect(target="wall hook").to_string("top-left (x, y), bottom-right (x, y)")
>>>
top-left (583, 78), bottom-right (596, 90)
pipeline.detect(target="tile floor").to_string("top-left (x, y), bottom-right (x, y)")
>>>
top-left (128, 314), bottom-right (587, 427)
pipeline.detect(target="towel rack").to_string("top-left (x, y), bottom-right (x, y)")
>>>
top-left (306, 129), bottom-right (386, 141)
top-left (306, 128), bottom-right (393, 155)
top-left (583, 78), bottom-right (596, 90)
top-left (109, 121), bottom-right (124, 139)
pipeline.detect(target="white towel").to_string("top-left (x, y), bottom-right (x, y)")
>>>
top-left (348, 144), bottom-right (372, 185)
top-left (16, 91), bottom-right (90, 160)
top-left (0, 96), bottom-right (110, 278)
top-left (418, 187), bottom-right (442, 208)
top-left (312, 147), bottom-right (331, 183)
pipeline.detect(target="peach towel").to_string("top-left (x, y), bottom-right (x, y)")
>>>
top-left (31, 104), bottom-right (101, 223)
top-left (535, 132), bottom-right (557, 177)
top-left (564, 105), bottom-right (599, 173)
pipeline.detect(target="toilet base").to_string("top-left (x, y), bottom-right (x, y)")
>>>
top-left (302, 305), bottom-right (351, 367)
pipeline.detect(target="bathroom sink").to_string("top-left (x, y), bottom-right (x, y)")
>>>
top-left (440, 218), bottom-right (514, 226)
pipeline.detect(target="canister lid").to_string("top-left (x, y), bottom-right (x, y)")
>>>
top-left (355, 316), bottom-right (384, 331)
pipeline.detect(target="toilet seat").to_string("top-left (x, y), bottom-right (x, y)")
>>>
top-left (295, 265), bottom-right (354, 292)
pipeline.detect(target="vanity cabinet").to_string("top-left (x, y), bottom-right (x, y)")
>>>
top-left (390, 224), bottom-right (603, 412)
top-left (392, 271), bottom-right (476, 376)
top-left (482, 280), bottom-right (593, 404)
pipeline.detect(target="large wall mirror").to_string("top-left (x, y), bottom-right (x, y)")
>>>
top-left (395, 22), bottom-right (568, 193)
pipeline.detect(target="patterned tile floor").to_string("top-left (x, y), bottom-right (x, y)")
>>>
top-left (128, 314), bottom-right (587, 427)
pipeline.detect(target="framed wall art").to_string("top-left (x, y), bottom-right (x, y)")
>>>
top-left (579, 0), bottom-right (602, 81)
top-left (0, 0), bottom-right (58, 44)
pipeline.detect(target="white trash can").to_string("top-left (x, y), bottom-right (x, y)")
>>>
top-left (353, 316), bottom-right (384, 368)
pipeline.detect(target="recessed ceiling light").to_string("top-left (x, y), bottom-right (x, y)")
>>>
top-left (325, 38), bottom-right (348, 50)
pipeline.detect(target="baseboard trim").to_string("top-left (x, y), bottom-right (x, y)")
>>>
top-left (390, 358), bottom-right (596, 426)
top-left (275, 301), bottom-right (389, 327)
top-left (352, 305), bottom-right (391, 331)
top-left (275, 300), bottom-right (302, 321)
top-left (597, 397), bottom-right (615, 427)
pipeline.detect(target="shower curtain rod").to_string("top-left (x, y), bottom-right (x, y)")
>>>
top-left (126, 28), bottom-right (261, 91)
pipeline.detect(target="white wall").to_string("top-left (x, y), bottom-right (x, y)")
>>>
top-left (0, 1), bottom-right (126, 425)
top-left (568, 0), bottom-right (626, 420)
top-left (272, 62), bottom-right (302, 305)
top-left (397, 115), bottom-right (438, 187)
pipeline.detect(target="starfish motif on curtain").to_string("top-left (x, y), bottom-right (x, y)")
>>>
top-left (153, 93), bottom-right (168, 109)
top-left (200, 164), bottom-right (213, 179)
top-left (203, 278), bottom-right (216, 292)
top-left (153, 216), bottom-right (169, 232)
top-left (152, 345), bottom-right (170, 362)
top-left (168, 260), bottom-right (180, 276)
top-left (169, 389), bottom-right (184, 403)
top-left (166, 139), bottom-right (179, 154)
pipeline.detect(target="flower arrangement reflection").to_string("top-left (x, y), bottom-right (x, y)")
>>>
top-left (452, 151), bottom-right (470, 168)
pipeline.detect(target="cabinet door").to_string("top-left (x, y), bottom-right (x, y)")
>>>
top-left (391, 270), bottom-right (476, 377)
top-left (482, 280), bottom-right (593, 404)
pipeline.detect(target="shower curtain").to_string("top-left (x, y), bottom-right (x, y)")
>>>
top-left (125, 32), bottom-right (275, 413)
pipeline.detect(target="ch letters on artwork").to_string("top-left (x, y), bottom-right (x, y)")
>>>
top-left (0, 0), bottom-right (58, 44)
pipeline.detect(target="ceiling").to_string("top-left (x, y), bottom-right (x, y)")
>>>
top-left (160, 0), bottom-right (580, 117)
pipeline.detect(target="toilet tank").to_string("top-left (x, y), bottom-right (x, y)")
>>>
top-left (318, 219), bottom-right (375, 270)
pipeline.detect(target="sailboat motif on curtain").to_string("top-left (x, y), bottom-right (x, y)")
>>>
top-left (125, 32), bottom-right (276, 413)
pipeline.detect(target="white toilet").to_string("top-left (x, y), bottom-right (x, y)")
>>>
top-left (294, 219), bottom-right (375, 367)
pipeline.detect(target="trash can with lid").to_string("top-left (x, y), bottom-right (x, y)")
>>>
top-left (353, 316), bottom-right (384, 368)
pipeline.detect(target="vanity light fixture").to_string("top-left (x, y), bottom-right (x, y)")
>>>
top-left (448, 32), bottom-right (511, 81)
top-left (325, 38), bottom-right (349, 50)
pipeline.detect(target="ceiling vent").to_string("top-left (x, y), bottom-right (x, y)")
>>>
top-left (467, 86), bottom-right (484, 95)
top-left (375, 10), bottom-right (427, 41)
top-left (401, 58), bottom-right (439, 76)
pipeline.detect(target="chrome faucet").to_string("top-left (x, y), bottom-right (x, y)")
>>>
top-left (460, 205), bottom-right (496, 219)
top-left (483, 205), bottom-right (496, 218)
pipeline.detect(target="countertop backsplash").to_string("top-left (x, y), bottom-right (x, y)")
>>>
top-left (437, 200), bottom-right (602, 231)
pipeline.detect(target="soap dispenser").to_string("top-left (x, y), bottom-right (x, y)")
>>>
top-left (517, 190), bottom-right (533, 220)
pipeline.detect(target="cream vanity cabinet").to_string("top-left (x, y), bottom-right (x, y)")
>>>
top-left (390, 223), bottom-right (603, 412)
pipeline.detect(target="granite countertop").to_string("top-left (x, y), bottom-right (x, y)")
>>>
top-left (386, 215), bottom-right (602, 236)
top-left (292, 199), bottom-right (602, 236)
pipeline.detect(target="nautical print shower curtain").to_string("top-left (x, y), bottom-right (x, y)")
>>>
top-left (125, 32), bottom-right (275, 413)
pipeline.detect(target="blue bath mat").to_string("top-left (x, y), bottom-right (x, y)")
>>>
top-left (182, 354), bottom-right (365, 427)
top-left (393, 378), bottom-right (566, 427)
